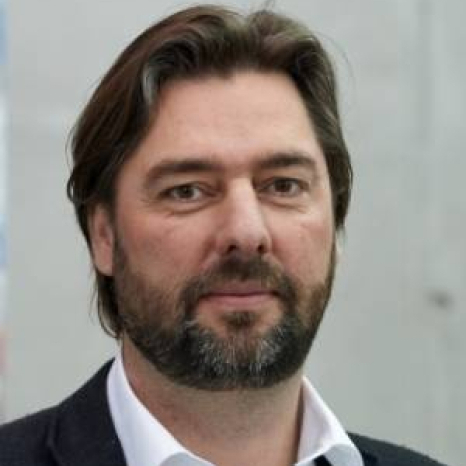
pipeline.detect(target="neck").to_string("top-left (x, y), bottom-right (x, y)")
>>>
top-left (122, 338), bottom-right (305, 466)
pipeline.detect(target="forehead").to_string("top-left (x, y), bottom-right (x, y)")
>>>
top-left (129, 71), bottom-right (326, 174)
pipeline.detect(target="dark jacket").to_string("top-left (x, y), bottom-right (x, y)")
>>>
top-left (0, 362), bottom-right (446, 466)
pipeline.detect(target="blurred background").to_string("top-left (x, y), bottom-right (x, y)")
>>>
top-left (1, 1), bottom-right (465, 464)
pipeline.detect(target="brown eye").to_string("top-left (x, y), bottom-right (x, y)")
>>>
top-left (265, 178), bottom-right (304, 196)
top-left (164, 184), bottom-right (203, 201)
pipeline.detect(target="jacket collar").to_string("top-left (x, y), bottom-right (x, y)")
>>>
top-left (46, 360), bottom-right (126, 466)
top-left (349, 434), bottom-right (379, 466)
top-left (43, 360), bottom-right (378, 466)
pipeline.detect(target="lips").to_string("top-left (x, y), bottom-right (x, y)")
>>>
top-left (198, 281), bottom-right (277, 309)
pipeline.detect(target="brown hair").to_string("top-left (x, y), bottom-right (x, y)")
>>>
top-left (67, 4), bottom-right (352, 337)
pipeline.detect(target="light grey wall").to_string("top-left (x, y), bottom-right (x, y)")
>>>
top-left (5, 1), bottom-right (465, 465)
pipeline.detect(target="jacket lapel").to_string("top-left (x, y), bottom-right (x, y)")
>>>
top-left (46, 361), bottom-right (126, 466)
top-left (349, 434), bottom-right (380, 466)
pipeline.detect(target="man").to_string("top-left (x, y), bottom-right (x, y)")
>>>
top-left (0, 5), bottom-right (446, 466)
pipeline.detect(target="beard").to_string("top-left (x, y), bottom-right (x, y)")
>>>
top-left (114, 240), bottom-right (336, 391)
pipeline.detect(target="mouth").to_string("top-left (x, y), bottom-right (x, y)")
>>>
top-left (199, 281), bottom-right (278, 309)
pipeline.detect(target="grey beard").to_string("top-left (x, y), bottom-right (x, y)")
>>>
top-left (115, 248), bottom-right (335, 390)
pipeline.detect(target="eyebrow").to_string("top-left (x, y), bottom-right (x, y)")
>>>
top-left (143, 151), bottom-right (318, 190)
top-left (255, 151), bottom-right (317, 172)
top-left (143, 159), bottom-right (222, 191)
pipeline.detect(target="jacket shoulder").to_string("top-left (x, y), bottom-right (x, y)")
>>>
top-left (0, 406), bottom-right (57, 466)
top-left (350, 433), bottom-right (448, 466)
top-left (0, 361), bottom-right (117, 466)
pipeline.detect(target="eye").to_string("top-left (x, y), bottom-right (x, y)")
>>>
top-left (162, 183), bottom-right (204, 202)
top-left (262, 178), bottom-right (306, 197)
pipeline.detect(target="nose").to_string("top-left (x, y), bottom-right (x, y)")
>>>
top-left (213, 182), bottom-right (272, 257)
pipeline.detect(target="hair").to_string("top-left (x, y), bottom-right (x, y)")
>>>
top-left (67, 4), bottom-right (353, 337)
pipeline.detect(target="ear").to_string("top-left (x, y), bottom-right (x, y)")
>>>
top-left (88, 204), bottom-right (115, 276)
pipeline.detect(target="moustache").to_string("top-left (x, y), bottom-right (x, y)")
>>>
top-left (179, 254), bottom-right (298, 314)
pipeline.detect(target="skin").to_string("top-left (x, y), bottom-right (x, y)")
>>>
top-left (89, 71), bottom-right (335, 466)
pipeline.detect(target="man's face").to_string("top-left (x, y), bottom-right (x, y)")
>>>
top-left (90, 71), bottom-right (336, 390)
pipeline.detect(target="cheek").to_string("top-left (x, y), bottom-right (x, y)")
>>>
top-left (274, 214), bottom-right (334, 282)
top-left (117, 213), bottom-right (208, 279)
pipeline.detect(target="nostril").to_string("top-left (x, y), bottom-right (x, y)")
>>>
top-left (224, 242), bottom-right (266, 256)
top-left (226, 243), bottom-right (239, 254)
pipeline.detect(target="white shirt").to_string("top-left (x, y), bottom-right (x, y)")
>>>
top-left (107, 352), bottom-right (363, 466)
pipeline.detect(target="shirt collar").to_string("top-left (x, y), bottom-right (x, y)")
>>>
top-left (107, 352), bottom-right (211, 466)
top-left (297, 378), bottom-right (363, 466)
top-left (107, 352), bottom-right (363, 466)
